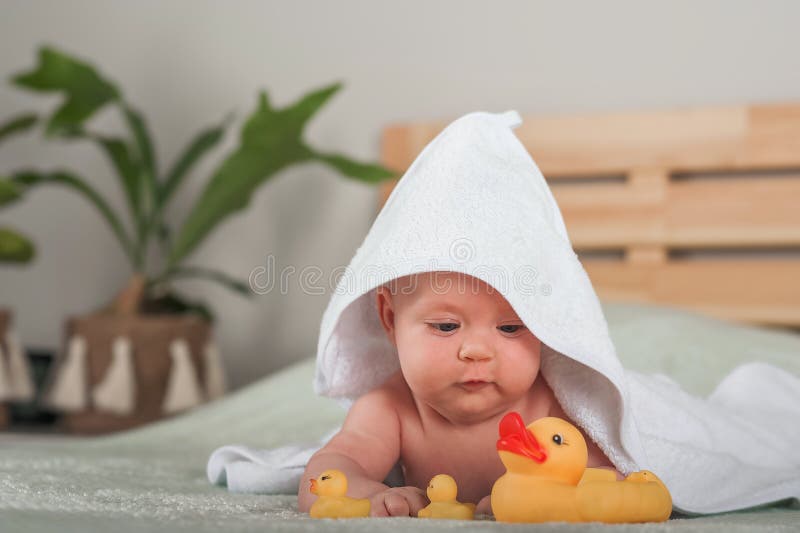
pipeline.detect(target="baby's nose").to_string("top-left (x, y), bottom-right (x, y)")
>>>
top-left (458, 343), bottom-right (495, 361)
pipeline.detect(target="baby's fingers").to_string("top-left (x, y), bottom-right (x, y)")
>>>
top-left (403, 488), bottom-right (429, 516)
top-left (384, 492), bottom-right (410, 516)
top-left (369, 487), bottom-right (429, 517)
top-left (369, 494), bottom-right (390, 517)
top-left (368, 492), bottom-right (404, 517)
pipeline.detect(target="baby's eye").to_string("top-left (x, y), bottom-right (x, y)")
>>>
top-left (429, 322), bottom-right (459, 332)
top-left (498, 324), bottom-right (525, 334)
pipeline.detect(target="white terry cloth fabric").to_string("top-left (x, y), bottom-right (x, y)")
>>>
top-left (207, 428), bottom-right (407, 493)
top-left (310, 110), bottom-right (800, 514)
top-left (207, 444), bottom-right (319, 494)
top-left (207, 428), bottom-right (338, 494)
top-left (625, 362), bottom-right (800, 514)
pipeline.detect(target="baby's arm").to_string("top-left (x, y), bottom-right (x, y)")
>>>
top-left (297, 386), bottom-right (427, 516)
top-left (585, 434), bottom-right (624, 480)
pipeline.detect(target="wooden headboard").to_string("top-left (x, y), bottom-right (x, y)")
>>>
top-left (378, 103), bottom-right (800, 330)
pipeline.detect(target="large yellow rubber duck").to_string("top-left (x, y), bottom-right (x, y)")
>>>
top-left (418, 474), bottom-right (476, 520)
top-left (308, 469), bottom-right (371, 519)
top-left (491, 413), bottom-right (672, 523)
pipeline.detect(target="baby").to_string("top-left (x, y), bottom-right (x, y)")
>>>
top-left (298, 270), bottom-right (621, 517)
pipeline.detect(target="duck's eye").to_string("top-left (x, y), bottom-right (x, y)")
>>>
top-left (552, 434), bottom-right (563, 445)
top-left (320, 475), bottom-right (330, 481)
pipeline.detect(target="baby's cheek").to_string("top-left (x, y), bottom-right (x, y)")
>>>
top-left (397, 345), bottom-right (439, 387)
top-left (415, 355), bottom-right (452, 388)
top-left (499, 354), bottom-right (540, 392)
top-left (403, 353), bottom-right (456, 397)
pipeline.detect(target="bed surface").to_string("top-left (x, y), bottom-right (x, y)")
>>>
top-left (2, 301), bottom-right (799, 532)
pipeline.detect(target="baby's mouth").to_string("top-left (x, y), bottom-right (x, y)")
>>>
top-left (459, 379), bottom-right (492, 391)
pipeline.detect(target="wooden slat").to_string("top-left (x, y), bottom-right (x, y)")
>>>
top-left (667, 173), bottom-right (800, 247)
top-left (379, 103), bottom-right (800, 179)
top-left (626, 245), bottom-right (667, 265)
top-left (585, 260), bottom-right (800, 327)
top-left (553, 171), bottom-right (800, 249)
top-left (625, 168), bottom-right (668, 264)
top-left (518, 103), bottom-right (800, 176)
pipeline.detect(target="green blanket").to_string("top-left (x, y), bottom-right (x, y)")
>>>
top-left (2, 301), bottom-right (798, 532)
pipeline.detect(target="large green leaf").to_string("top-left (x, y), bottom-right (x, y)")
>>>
top-left (279, 82), bottom-right (342, 138)
top-left (0, 113), bottom-right (37, 144)
top-left (11, 169), bottom-right (135, 265)
top-left (121, 104), bottom-right (157, 197)
top-left (0, 177), bottom-right (23, 207)
top-left (58, 127), bottom-right (143, 223)
top-left (167, 82), bottom-right (392, 267)
top-left (0, 226), bottom-right (35, 263)
top-left (92, 134), bottom-right (142, 221)
top-left (11, 46), bottom-right (120, 135)
top-left (309, 151), bottom-right (396, 183)
top-left (160, 114), bottom-right (231, 207)
top-left (141, 116), bottom-right (231, 254)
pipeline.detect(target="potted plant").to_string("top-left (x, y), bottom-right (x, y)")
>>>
top-left (0, 112), bottom-right (38, 427)
top-left (6, 45), bottom-right (394, 433)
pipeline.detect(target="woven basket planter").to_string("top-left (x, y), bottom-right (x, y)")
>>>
top-left (42, 312), bottom-right (224, 434)
top-left (0, 309), bottom-right (35, 428)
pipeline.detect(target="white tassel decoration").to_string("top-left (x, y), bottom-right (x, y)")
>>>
top-left (92, 336), bottom-right (136, 415)
top-left (0, 342), bottom-right (11, 402)
top-left (162, 338), bottom-right (204, 414)
top-left (5, 332), bottom-right (34, 401)
top-left (43, 336), bottom-right (88, 412)
top-left (203, 342), bottom-right (227, 400)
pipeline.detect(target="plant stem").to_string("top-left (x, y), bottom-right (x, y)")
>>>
top-left (110, 272), bottom-right (146, 314)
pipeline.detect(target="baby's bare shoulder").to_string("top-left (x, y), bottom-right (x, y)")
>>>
top-left (351, 371), bottom-right (410, 414)
top-left (378, 371), bottom-right (415, 406)
top-left (327, 372), bottom-right (412, 444)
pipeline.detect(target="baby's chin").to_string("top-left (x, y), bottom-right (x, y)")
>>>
top-left (430, 385), bottom-right (514, 425)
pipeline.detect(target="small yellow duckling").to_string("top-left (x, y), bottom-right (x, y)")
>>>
top-left (308, 469), bottom-right (370, 519)
top-left (491, 413), bottom-right (672, 523)
top-left (418, 474), bottom-right (476, 520)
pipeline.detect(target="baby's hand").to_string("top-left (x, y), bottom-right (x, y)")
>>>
top-left (369, 486), bottom-right (428, 517)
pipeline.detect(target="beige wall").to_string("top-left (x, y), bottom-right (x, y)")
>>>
top-left (1, 0), bottom-right (799, 389)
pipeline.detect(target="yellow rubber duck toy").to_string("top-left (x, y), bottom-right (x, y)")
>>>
top-left (308, 469), bottom-right (370, 519)
top-left (491, 413), bottom-right (672, 523)
top-left (418, 474), bottom-right (476, 520)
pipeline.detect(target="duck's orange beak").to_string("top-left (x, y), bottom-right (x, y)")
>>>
top-left (309, 478), bottom-right (318, 495)
top-left (496, 412), bottom-right (547, 463)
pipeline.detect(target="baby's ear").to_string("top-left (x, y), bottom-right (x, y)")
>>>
top-left (375, 286), bottom-right (397, 343)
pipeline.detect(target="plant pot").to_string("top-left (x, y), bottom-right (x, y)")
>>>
top-left (46, 312), bottom-right (219, 434)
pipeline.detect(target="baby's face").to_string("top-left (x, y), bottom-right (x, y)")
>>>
top-left (376, 272), bottom-right (542, 424)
